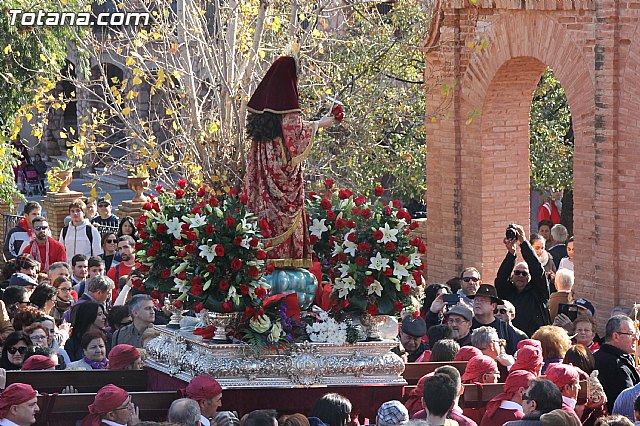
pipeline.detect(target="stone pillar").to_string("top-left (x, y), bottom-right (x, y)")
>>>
top-left (42, 191), bottom-right (84, 238)
top-left (115, 200), bottom-right (146, 223)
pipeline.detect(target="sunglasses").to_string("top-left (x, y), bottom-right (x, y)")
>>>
top-left (514, 270), bottom-right (529, 276)
top-left (34, 225), bottom-right (49, 231)
top-left (8, 346), bottom-right (27, 355)
top-left (462, 276), bottom-right (479, 282)
top-left (495, 308), bottom-right (509, 315)
top-left (98, 204), bottom-right (110, 207)
top-left (106, 239), bottom-right (117, 244)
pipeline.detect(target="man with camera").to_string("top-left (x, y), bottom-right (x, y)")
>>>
top-left (495, 224), bottom-right (551, 338)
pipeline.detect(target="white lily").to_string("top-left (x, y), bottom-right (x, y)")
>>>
top-left (189, 213), bottom-right (207, 228)
top-left (334, 276), bottom-right (356, 298)
top-left (409, 253), bottom-right (423, 267)
top-left (338, 263), bottom-right (351, 278)
top-left (240, 237), bottom-right (251, 249)
top-left (309, 218), bottom-right (329, 238)
top-left (369, 252), bottom-right (390, 271)
top-left (198, 244), bottom-right (219, 262)
top-left (343, 237), bottom-right (357, 257)
top-left (379, 223), bottom-right (399, 243)
top-left (165, 217), bottom-right (183, 239)
top-left (367, 279), bottom-right (383, 297)
top-left (393, 261), bottom-right (409, 279)
top-left (173, 278), bottom-right (188, 293)
top-left (270, 322), bottom-right (283, 342)
top-left (332, 244), bottom-right (344, 257)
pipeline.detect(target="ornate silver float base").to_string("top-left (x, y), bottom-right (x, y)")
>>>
top-left (145, 326), bottom-right (406, 388)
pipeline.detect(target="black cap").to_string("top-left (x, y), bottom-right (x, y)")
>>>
top-left (468, 284), bottom-right (503, 304)
top-left (401, 315), bottom-right (427, 337)
top-left (574, 298), bottom-right (595, 316)
top-left (8, 273), bottom-right (37, 287)
top-left (97, 197), bottom-right (111, 206)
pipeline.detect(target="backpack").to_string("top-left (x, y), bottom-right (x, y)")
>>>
top-left (62, 224), bottom-right (94, 256)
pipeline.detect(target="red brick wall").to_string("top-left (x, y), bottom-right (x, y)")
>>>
top-left (423, 0), bottom-right (638, 330)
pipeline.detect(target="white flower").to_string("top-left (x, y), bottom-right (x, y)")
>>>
top-left (332, 244), bottom-right (344, 257)
top-left (305, 314), bottom-right (347, 344)
top-left (367, 279), bottom-right (383, 297)
top-left (198, 244), bottom-right (219, 262)
top-left (188, 213), bottom-right (207, 228)
top-left (250, 315), bottom-right (271, 333)
top-left (338, 264), bottom-right (351, 278)
top-left (343, 239), bottom-right (357, 257)
top-left (379, 223), bottom-right (399, 243)
top-left (173, 278), bottom-right (188, 293)
top-left (369, 252), bottom-right (390, 271)
top-left (334, 276), bottom-right (356, 298)
top-left (165, 217), bottom-right (183, 239)
top-left (395, 219), bottom-right (408, 229)
top-left (270, 322), bottom-right (283, 342)
top-left (393, 261), bottom-right (409, 279)
top-left (240, 237), bottom-right (251, 249)
top-left (310, 218), bottom-right (329, 238)
top-left (409, 253), bottom-right (422, 267)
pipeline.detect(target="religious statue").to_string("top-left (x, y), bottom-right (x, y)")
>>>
top-left (244, 56), bottom-right (337, 269)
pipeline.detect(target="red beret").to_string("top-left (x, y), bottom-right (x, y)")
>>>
top-left (83, 384), bottom-right (129, 426)
top-left (485, 370), bottom-right (535, 418)
top-left (461, 355), bottom-right (497, 383)
top-left (185, 375), bottom-right (222, 401)
top-left (454, 346), bottom-right (483, 361)
top-left (545, 364), bottom-right (588, 389)
top-left (511, 345), bottom-right (543, 374)
top-left (518, 339), bottom-right (542, 350)
top-left (0, 383), bottom-right (37, 418)
top-left (21, 355), bottom-right (55, 371)
top-left (108, 345), bottom-right (141, 370)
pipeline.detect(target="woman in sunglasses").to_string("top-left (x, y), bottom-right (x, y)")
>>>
top-left (100, 232), bottom-right (119, 271)
top-left (0, 331), bottom-right (33, 370)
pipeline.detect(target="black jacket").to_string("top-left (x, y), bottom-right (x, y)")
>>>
top-left (495, 240), bottom-right (550, 337)
top-left (594, 343), bottom-right (640, 412)
top-left (504, 413), bottom-right (542, 426)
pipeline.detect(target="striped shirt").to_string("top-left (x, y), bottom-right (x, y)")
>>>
top-left (612, 382), bottom-right (640, 421)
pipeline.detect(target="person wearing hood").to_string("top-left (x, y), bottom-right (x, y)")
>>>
top-left (481, 370), bottom-right (536, 426)
top-left (544, 363), bottom-right (587, 422)
top-left (3, 201), bottom-right (41, 261)
top-left (59, 199), bottom-right (103, 261)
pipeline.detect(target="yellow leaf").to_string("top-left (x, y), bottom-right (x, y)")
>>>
top-left (3, 45), bottom-right (11, 54)
top-left (258, 50), bottom-right (265, 59)
top-left (148, 160), bottom-right (158, 169)
top-left (105, 194), bottom-right (112, 200)
top-left (133, 76), bottom-right (142, 85)
top-left (40, 54), bottom-right (48, 62)
top-left (59, 131), bottom-right (68, 139)
top-left (166, 108), bottom-right (172, 115)
top-left (312, 29), bottom-right (322, 38)
top-left (70, 127), bottom-right (75, 135)
top-left (126, 57), bottom-right (135, 66)
top-left (122, 107), bottom-right (132, 116)
top-left (90, 187), bottom-right (98, 198)
top-left (25, 113), bottom-right (33, 122)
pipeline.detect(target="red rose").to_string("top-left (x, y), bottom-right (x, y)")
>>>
top-left (352, 207), bottom-right (361, 216)
top-left (229, 188), bottom-right (238, 197)
top-left (413, 270), bottom-right (423, 284)
top-left (207, 264), bottom-right (216, 273)
top-left (401, 284), bottom-right (412, 294)
top-left (193, 302), bottom-right (204, 313)
top-left (355, 256), bottom-right (367, 267)
top-left (231, 258), bottom-right (243, 271)
top-left (320, 199), bottom-right (332, 210)
top-left (398, 255), bottom-right (409, 265)
top-left (177, 179), bottom-right (187, 188)
top-left (373, 230), bottom-right (384, 240)
top-left (383, 267), bottom-right (393, 276)
top-left (138, 264), bottom-right (150, 273)
top-left (418, 243), bottom-right (426, 254)
top-left (191, 206), bottom-right (202, 215)
top-left (233, 236), bottom-right (243, 246)
top-left (146, 248), bottom-right (157, 257)
top-left (354, 196), bottom-right (366, 206)
top-left (255, 287), bottom-right (267, 298)
top-left (417, 262), bottom-right (426, 270)
top-left (172, 300), bottom-right (183, 308)
top-left (374, 186), bottom-right (384, 197)
top-left (347, 220), bottom-right (356, 228)
top-left (358, 242), bottom-right (371, 253)
top-left (155, 185), bottom-right (165, 193)
top-left (336, 253), bottom-right (347, 262)
top-left (363, 277), bottom-right (374, 286)
top-left (309, 235), bottom-right (319, 245)
top-left (222, 302), bottom-right (232, 312)
top-left (383, 206), bottom-right (392, 216)
top-left (324, 179), bottom-right (335, 189)
top-left (181, 223), bottom-right (190, 232)
top-left (410, 221), bottom-right (419, 230)
top-left (226, 216), bottom-right (236, 227)
top-left (186, 231), bottom-right (197, 241)
top-left (214, 244), bottom-right (225, 256)
top-left (152, 241), bottom-right (162, 250)
top-left (410, 238), bottom-right (420, 247)
top-left (248, 266), bottom-right (259, 278)
top-left (153, 203), bottom-right (160, 212)
top-left (173, 240), bottom-right (184, 247)
top-left (175, 189), bottom-right (185, 199)
top-left (191, 283), bottom-right (203, 296)
top-left (209, 196), bottom-right (219, 207)
top-left (326, 210), bottom-right (336, 221)
top-left (367, 304), bottom-right (379, 315)
top-left (205, 224), bottom-right (215, 235)
top-left (197, 187), bottom-right (207, 197)
top-left (361, 208), bottom-right (371, 219)
top-left (393, 200), bottom-right (402, 209)
top-left (239, 284), bottom-right (249, 295)
top-left (385, 242), bottom-right (396, 251)
top-left (139, 231), bottom-right (149, 240)
top-left (177, 271), bottom-right (187, 280)
top-left (239, 193), bottom-right (249, 204)
top-left (157, 223), bottom-right (168, 234)
top-left (219, 280), bottom-right (230, 291)
top-left (249, 238), bottom-right (259, 247)
top-left (265, 263), bottom-right (275, 274)
top-left (256, 250), bottom-right (267, 260)
top-left (346, 232), bottom-right (356, 242)
top-left (393, 301), bottom-right (404, 312)
top-left (191, 276), bottom-right (202, 286)
top-left (335, 218), bottom-right (346, 229)
top-left (135, 242), bottom-right (143, 251)
top-left (143, 202), bottom-right (152, 211)
top-left (160, 268), bottom-right (171, 279)
top-left (338, 189), bottom-right (352, 200)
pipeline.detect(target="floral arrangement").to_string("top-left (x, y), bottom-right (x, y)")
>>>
top-left (305, 310), bottom-right (359, 344)
top-left (307, 181), bottom-right (426, 316)
top-left (135, 180), bottom-right (272, 313)
top-left (240, 293), bottom-right (303, 349)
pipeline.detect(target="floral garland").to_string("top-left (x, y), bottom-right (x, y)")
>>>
top-left (240, 293), bottom-right (303, 349)
top-left (135, 181), bottom-right (272, 313)
top-left (307, 181), bottom-right (426, 316)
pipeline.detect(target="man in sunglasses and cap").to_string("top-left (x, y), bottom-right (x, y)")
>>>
top-left (495, 223), bottom-right (551, 337)
top-left (20, 216), bottom-right (66, 273)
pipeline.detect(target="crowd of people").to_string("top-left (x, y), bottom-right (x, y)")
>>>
top-left (0, 197), bottom-right (636, 426)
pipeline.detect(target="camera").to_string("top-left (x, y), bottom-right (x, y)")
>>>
top-left (505, 224), bottom-right (518, 240)
top-left (443, 294), bottom-right (460, 306)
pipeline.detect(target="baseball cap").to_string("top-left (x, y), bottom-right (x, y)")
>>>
top-left (97, 197), bottom-right (111, 206)
top-left (574, 298), bottom-right (595, 316)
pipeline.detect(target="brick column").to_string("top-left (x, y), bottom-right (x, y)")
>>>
top-left (42, 191), bottom-right (84, 238)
